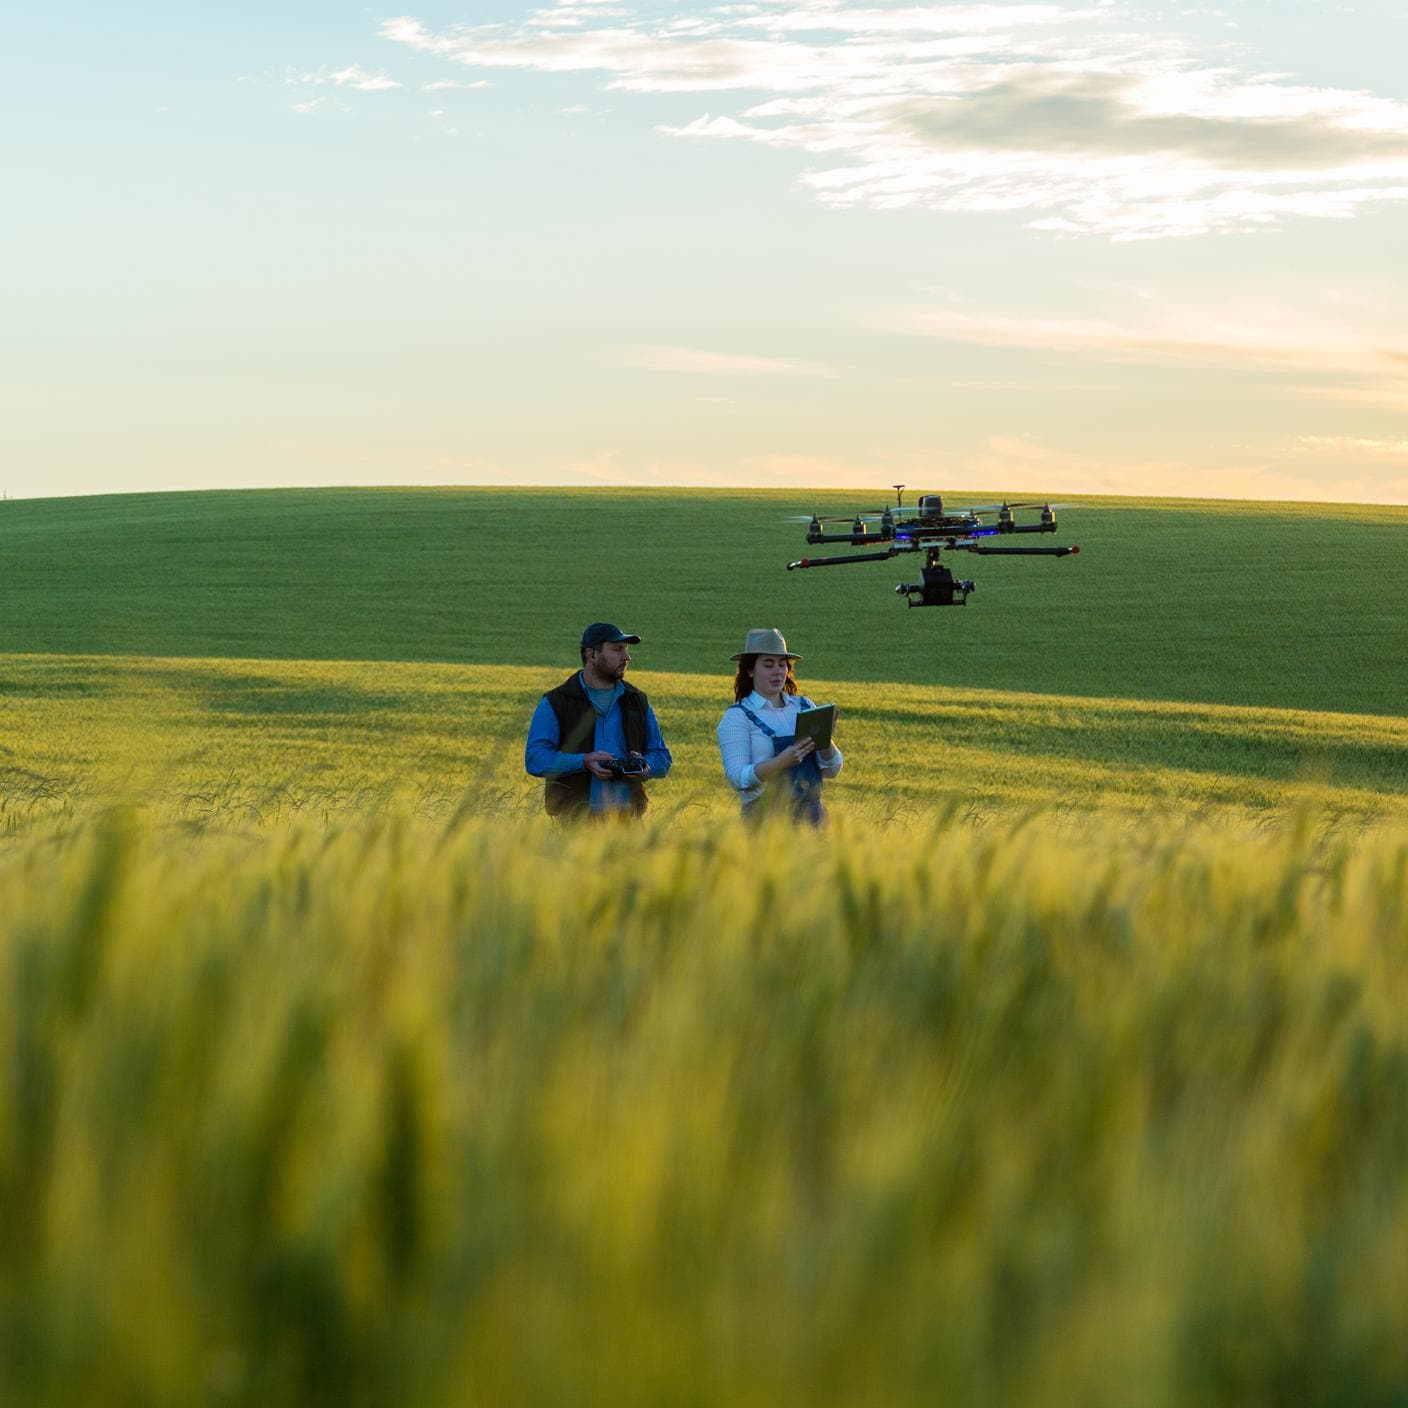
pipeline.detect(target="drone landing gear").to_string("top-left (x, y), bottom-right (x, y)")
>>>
top-left (896, 552), bottom-right (974, 608)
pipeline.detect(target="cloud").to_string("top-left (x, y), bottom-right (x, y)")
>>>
top-left (264, 434), bottom-right (1408, 502)
top-left (380, 4), bottom-right (1408, 238)
top-left (616, 344), bottom-right (834, 376)
top-left (901, 293), bottom-right (1408, 385)
top-left (885, 70), bottom-right (1408, 170)
top-left (901, 287), bottom-right (1408, 417)
top-left (286, 64), bottom-right (401, 92)
top-left (1293, 435), bottom-right (1408, 459)
top-left (496, 436), bottom-right (1408, 504)
top-left (290, 96), bottom-right (351, 115)
top-left (959, 434), bottom-right (1408, 505)
top-left (1300, 380), bottom-right (1408, 414)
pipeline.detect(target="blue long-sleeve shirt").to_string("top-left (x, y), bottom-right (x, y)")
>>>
top-left (524, 675), bottom-right (672, 812)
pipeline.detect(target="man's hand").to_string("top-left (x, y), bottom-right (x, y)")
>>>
top-left (583, 750), bottom-right (616, 779)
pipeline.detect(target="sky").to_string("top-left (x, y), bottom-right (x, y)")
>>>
top-left (5, 0), bottom-right (1408, 504)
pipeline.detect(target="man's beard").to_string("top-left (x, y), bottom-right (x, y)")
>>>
top-left (590, 656), bottom-right (627, 683)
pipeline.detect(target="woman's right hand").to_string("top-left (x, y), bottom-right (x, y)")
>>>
top-left (754, 737), bottom-right (815, 782)
top-left (787, 738), bottom-right (816, 764)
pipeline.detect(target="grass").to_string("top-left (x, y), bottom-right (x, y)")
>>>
top-left (6, 486), bottom-right (1408, 1404)
top-left (5, 804), bottom-right (1408, 1406)
top-left (3, 485), bottom-right (1408, 832)
top-left (6, 653), bottom-right (1408, 837)
top-left (4, 486), bottom-right (1408, 713)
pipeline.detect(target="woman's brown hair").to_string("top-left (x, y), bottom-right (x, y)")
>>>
top-left (733, 654), bottom-right (799, 703)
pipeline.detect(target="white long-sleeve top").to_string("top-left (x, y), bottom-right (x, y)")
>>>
top-left (716, 691), bottom-right (844, 804)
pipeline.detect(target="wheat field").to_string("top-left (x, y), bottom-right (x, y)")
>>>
top-left (4, 802), bottom-right (1408, 1406)
top-left (6, 487), bottom-right (1408, 1404)
top-left (7, 653), bottom-right (1408, 838)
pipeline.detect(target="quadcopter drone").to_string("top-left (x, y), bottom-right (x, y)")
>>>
top-left (786, 485), bottom-right (1079, 607)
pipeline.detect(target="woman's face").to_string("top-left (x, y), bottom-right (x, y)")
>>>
top-left (751, 655), bottom-right (791, 697)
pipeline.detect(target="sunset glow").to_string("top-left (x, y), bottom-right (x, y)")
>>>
top-left (6, 1), bottom-right (1408, 503)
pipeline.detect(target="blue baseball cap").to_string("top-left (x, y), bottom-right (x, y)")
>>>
top-left (580, 622), bottom-right (642, 649)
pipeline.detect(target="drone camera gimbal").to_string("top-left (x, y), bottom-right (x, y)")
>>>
top-left (896, 556), bottom-right (974, 608)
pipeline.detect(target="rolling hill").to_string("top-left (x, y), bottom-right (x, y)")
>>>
top-left (3, 486), bottom-right (1407, 714)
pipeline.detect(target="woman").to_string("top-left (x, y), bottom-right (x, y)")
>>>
top-left (717, 628), bottom-right (842, 824)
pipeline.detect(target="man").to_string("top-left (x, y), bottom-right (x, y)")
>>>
top-left (524, 622), bottom-right (672, 819)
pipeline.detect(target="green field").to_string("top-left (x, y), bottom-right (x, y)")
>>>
top-left (4, 486), bottom-right (1408, 827)
top-left (5, 487), bottom-right (1408, 1406)
top-left (3, 485), bottom-right (1408, 711)
top-left (6, 653), bottom-right (1408, 835)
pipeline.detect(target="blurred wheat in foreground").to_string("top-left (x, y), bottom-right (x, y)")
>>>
top-left (3, 805), bottom-right (1408, 1407)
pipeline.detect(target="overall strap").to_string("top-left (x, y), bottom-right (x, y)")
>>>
top-left (732, 701), bottom-right (780, 738)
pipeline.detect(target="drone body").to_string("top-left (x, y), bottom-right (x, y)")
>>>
top-left (786, 486), bottom-right (1079, 607)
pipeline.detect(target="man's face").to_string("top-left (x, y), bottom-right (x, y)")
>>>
top-left (588, 640), bottom-right (631, 680)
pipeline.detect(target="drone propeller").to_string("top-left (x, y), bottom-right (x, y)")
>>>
top-left (784, 512), bottom-right (890, 523)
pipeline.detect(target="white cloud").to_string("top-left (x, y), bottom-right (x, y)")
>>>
top-left (332, 64), bottom-right (400, 91)
top-left (380, 4), bottom-right (1408, 238)
top-left (287, 63), bottom-right (401, 92)
top-left (289, 96), bottom-right (351, 115)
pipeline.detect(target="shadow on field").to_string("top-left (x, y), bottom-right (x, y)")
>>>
top-left (853, 696), bottom-right (1408, 795)
top-left (200, 677), bottom-right (414, 718)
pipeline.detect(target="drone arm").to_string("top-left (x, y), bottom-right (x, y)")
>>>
top-left (787, 548), bottom-right (905, 570)
top-left (807, 531), bottom-right (890, 545)
top-left (971, 545), bottom-right (1080, 557)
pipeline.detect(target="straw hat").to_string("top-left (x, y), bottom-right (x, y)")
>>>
top-left (730, 628), bottom-right (802, 662)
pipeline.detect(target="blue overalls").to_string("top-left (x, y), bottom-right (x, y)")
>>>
top-left (732, 697), bottom-right (825, 826)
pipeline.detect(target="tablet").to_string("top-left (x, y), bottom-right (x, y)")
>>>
top-left (794, 703), bottom-right (836, 750)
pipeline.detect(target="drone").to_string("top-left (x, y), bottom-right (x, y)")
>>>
top-left (786, 485), bottom-right (1079, 607)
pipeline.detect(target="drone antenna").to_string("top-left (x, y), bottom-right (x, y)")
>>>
top-left (893, 483), bottom-right (905, 509)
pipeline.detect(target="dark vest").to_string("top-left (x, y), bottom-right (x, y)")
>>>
top-left (542, 673), bottom-right (650, 817)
